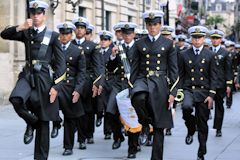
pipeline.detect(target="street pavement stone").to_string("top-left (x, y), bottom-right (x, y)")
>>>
top-left (0, 92), bottom-right (240, 160)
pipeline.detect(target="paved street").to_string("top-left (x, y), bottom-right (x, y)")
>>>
top-left (0, 92), bottom-right (240, 160)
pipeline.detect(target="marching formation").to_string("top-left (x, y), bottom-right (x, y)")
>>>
top-left (1, 0), bottom-right (240, 160)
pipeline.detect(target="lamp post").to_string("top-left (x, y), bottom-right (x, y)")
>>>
top-left (65, 0), bottom-right (82, 13)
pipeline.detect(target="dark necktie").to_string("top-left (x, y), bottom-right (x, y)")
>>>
top-left (62, 45), bottom-right (66, 51)
top-left (77, 40), bottom-right (81, 45)
top-left (195, 49), bottom-right (199, 55)
top-left (152, 37), bottom-right (155, 42)
top-left (214, 48), bottom-right (217, 53)
top-left (32, 28), bottom-right (38, 36)
top-left (126, 45), bottom-right (129, 52)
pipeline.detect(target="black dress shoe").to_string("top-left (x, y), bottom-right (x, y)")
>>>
top-left (79, 142), bottom-right (87, 150)
top-left (185, 134), bottom-right (193, 145)
top-left (104, 133), bottom-right (111, 140)
top-left (87, 137), bottom-right (94, 144)
top-left (96, 118), bottom-right (102, 127)
top-left (51, 127), bottom-right (59, 138)
top-left (197, 155), bottom-right (204, 160)
top-left (127, 153), bottom-right (136, 159)
top-left (112, 139), bottom-right (122, 149)
top-left (137, 145), bottom-right (141, 152)
top-left (216, 129), bottom-right (222, 137)
top-left (62, 149), bottom-right (73, 156)
top-left (139, 126), bottom-right (149, 145)
top-left (165, 128), bottom-right (172, 136)
top-left (24, 125), bottom-right (34, 144)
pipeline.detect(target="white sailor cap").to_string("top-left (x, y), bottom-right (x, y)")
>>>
top-left (57, 22), bottom-right (76, 34)
top-left (160, 25), bottom-right (174, 35)
top-left (113, 22), bottom-right (125, 31)
top-left (72, 17), bottom-right (89, 28)
top-left (86, 24), bottom-right (94, 34)
top-left (235, 44), bottom-right (240, 49)
top-left (209, 29), bottom-right (224, 38)
top-left (225, 40), bottom-right (235, 47)
top-left (119, 22), bottom-right (138, 34)
top-left (29, 0), bottom-right (49, 13)
top-left (142, 10), bottom-right (164, 23)
top-left (188, 26), bottom-right (208, 36)
top-left (177, 34), bottom-right (187, 41)
top-left (98, 30), bottom-right (113, 40)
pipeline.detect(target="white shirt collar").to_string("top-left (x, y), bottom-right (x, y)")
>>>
top-left (34, 25), bottom-right (46, 33)
top-left (62, 41), bottom-right (71, 50)
top-left (101, 47), bottom-right (109, 54)
top-left (192, 45), bottom-right (204, 55)
top-left (212, 45), bottom-right (221, 53)
top-left (148, 32), bottom-right (161, 42)
top-left (75, 37), bottom-right (85, 45)
top-left (125, 40), bottom-right (135, 49)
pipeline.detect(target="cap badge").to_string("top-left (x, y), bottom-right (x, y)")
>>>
top-left (32, 2), bottom-right (38, 8)
top-left (63, 23), bottom-right (68, 28)
top-left (103, 32), bottom-right (106, 36)
top-left (149, 12), bottom-right (155, 19)
top-left (124, 24), bottom-right (129, 29)
top-left (78, 18), bottom-right (82, 22)
top-left (195, 28), bottom-right (201, 33)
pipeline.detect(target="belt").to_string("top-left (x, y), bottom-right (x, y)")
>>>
top-left (31, 60), bottom-right (49, 65)
top-left (147, 70), bottom-right (166, 77)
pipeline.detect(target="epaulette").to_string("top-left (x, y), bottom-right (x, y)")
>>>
top-left (95, 45), bottom-right (101, 49)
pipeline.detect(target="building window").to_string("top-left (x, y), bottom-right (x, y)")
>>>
top-left (216, 4), bottom-right (222, 11)
top-left (79, 7), bottom-right (86, 17)
top-left (238, 4), bottom-right (240, 11)
top-left (128, 16), bottom-right (132, 22)
top-left (145, 0), bottom-right (151, 5)
top-left (105, 11), bottom-right (111, 30)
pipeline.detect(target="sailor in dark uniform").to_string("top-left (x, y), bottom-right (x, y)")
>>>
top-left (85, 24), bottom-right (94, 41)
top-left (176, 34), bottom-right (188, 52)
top-left (178, 26), bottom-right (218, 160)
top-left (130, 10), bottom-right (179, 160)
top-left (113, 22), bottom-right (124, 46)
top-left (108, 22), bottom-right (140, 158)
top-left (0, 1), bottom-right (66, 159)
top-left (72, 17), bottom-right (104, 149)
top-left (96, 30), bottom-right (114, 140)
top-left (224, 40), bottom-right (236, 108)
top-left (57, 22), bottom-right (86, 156)
top-left (209, 29), bottom-right (232, 137)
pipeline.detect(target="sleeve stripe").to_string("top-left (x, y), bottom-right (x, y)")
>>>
top-left (170, 76), bottom-right (179, 92)
top-left (93, 75), bottom-right (102, 84)
top-left (54, 72), bottom-right (66, 84)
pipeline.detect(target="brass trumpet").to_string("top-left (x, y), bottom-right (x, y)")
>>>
top-left (175, 89), bottom-right (184, 102)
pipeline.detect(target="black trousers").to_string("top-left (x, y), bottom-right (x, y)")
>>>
top-left (64, 117), bottom-right (80, 149)
top-left (213, 88), bottom-right (225, 130)
top-left (108, 113), bottom-right (124, 141)
top-left (131, 92), bottom-right (152, 127)
top-left (226, 90), bottom-right (233, 107)
top-left (182, 91), bottom-right (210, 156)
top-left (151, 128), bottom-right (164, 160)
top-left (10, 97), bottom-right (38, 125)
top-left (128, 132), bottom-right (140, 154)
top-left (34, 121), bottom-right (49, 160)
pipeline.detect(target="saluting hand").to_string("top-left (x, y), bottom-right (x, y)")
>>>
top-left (49, 87), bottom-right (58, 103)
top-left (226, 86), bottom-right (231, 97)
top-left (204, 96), bottom-right (213, 109)
top-left (168, 95), bottom-right (175, 110)
top-left (16, 19), bottom-right (33, 32)
top-left (72, 91), bottom-right (80, 103)
top-left (111, 46), bottom-right (119, 57)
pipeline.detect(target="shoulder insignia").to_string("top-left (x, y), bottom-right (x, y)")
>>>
top-left (95, 45), bottom-right (101, 49)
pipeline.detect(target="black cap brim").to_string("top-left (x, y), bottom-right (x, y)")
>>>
top-left (74, 22), bottom-right (87, 28)
top-left (121, 28), bottom-right (135, 34)
top-left (59, 28), bottom-right (73, 34)
top-left (145, 17), bottom-right (161, 24)
top-left (100, 35), bottom-right (111, 40)
top-left (30, 8), bottom-right (45, 14)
